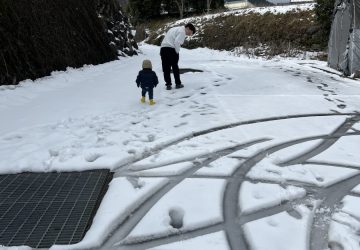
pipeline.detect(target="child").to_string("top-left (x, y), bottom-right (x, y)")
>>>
top-left (136, 59), bottom-right (159, 105)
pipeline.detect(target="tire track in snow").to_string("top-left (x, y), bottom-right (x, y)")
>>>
top-left (116, 131), bottom-right (360, 250)
top-left (105, 113), bottom-right (359, 250)
top-left (113, 113), bottom-right (357, 174)
top-left (101, 140), bottom-right (267, 250)
top-left (222, 127), bottom-right (360, 250)
top-left (278, 115), bottom-right (360, 166)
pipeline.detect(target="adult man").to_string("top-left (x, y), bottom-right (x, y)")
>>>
top-left (160, 23), bottom-right (196, 90)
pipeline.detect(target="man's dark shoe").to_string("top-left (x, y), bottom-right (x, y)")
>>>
top-left (175, 84), bottom-right (184, 89)
top-left (166, 85), bottom-right (172, 90)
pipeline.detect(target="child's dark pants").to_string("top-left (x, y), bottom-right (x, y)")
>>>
top-left (142, 87), bottom-right (154, 99)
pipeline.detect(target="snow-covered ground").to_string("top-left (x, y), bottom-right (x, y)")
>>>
top-left (1, 44), bottom-right (360, 250)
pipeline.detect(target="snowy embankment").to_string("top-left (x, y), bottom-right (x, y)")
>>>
top-left (152, 3), bottom-right (315, 37)
top-left (172, 3), bottom-right (315, 25)
top-left (1, 44), bottom-right (360, 249)
top-left (148, 3), bottom-right (321, 58)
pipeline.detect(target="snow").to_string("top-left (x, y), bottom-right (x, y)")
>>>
top-left (341, 195), bottom-right (360, 220)
top-left (147, 231), bottom-right (229, 250)
top-left (243, 205), bottom-right (312, 250)
top-left (329, 196), bottom-right (360, 250)
top-left (1, 42), bottom-right (360, 249)
top-left (124, 178), bottom-right (225, 243)
top-left (130, 161), bottom-right (195, 176)
top-left (247, 160), bottom-right (359, 187)
top-left (50, 177), bottom-right (167, 249)
top-left (195, 156), bottom-right (242, 176)
top-left (239, 182), bottom-right (306, 214)
top-left (352, 184), bottom-right (360, 194)
top-left (129, 115), bottom-right (351, 174)
top-left (311, 136), bottom-right (360, 168)
top-left (329, 217), bottom-right (360, 250)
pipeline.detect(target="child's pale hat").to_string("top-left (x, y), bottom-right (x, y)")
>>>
top-left (142, 59), bottom-right (152, 69)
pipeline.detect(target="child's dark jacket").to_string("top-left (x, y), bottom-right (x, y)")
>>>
top-left (136, 69), bottom-right (159, 88)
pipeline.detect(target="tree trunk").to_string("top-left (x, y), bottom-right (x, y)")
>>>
top-left (175, 0), bottom-right (184, 19)
top-left (207, 0), bottom-right (212, 14)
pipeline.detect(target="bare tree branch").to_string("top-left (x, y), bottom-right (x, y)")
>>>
top-left (174, 0), bottom-right (184, 19)
top-left (207, 0), bottom-right (213, 14)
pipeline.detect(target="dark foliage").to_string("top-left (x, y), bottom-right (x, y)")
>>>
top-left (161, 0), bottom-right (225, 15)
top-left (128, 0), bottom-right (225, 24)
top-left (97, 0), bottom-right (138, 56)
top-left (127, 0), bottom-right (162, 23)
top-left (314, 0), bottom-right (336, 47)
top-left (0, 0), bottom-right (135, 85)
top-left (249, 0), bottom-right (273, 6)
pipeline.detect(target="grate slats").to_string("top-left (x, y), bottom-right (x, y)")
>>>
top-left (0, 170), bottom-right (112, 248)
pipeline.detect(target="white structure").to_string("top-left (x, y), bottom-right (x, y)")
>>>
top-left (267, 0), bottom-right (289, 4)
top-left (224, 0), bottom-right (312, 10)
top-left (268, 0), bottom-right (313, 4)
top-left (328, 0), bottom-right (360, 77)
top-left (290, 0), bottom-right (313, 2)
top-left (224, 0), bottom-right (255, 10)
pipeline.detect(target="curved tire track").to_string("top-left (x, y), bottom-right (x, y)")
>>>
top-left (101, 140), bottom-right (267, 249)
top-left (105, 113), bottom-right (359, 250)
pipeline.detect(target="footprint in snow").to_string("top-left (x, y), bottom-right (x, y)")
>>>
top-left (169, 207), bottom-right (185, 229)
top-left (267, 219), bottom-right (278, 227)
top-left (287, 209), bottom-right (303, 220)
top-left (181, 113), bottom-right (191, 118)
top-left (321, 83), bottom-right (329, 87)
top-left (316, 177), bottom-right (324, 182)
top-left (85, 153), bottom-right (102, 162)
top-left (3, 134), bottom-right (23, 141)
top-left (128, 149), bottom-right (136, 154)
top-left (147, 134), bottom-right (156, 142)
top-left (325, 98), bottom-right (333, 102)
top-left (174, 122), bottom-right (188, 128)
top-left (126, 177), bottom-right (144, 189)
top-left (49, 149), bottom-right (59, 157)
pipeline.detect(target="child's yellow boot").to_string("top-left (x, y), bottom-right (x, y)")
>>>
top-left (149, 99), bottom-right (156, 105)
top-left (140, 96), bottom-right (145, 103)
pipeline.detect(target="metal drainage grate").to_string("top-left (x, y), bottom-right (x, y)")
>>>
top-left (0, 169), bottom-right (113, 248)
